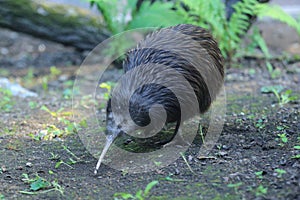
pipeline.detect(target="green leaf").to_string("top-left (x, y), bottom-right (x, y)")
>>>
top-left (282, 138), bottom-right (288, 143)
top-left (227, 182), bottom-right (243, 188)
top-left (48, 170), bottom-right (54, 175)
top-left (113, 192), bottom-right (134, 199)
top-left (292, 154), bottom-right (300, 159)
top-left (40, 105), bottom-right (51, 113)
top-left (144, 180), bottom-right (159, 197)
top-left (55, 160), bottom-right (63, 168)
top-left (30, 177), bottom-right (50, 191)
top-left (260, 85), bottom-right (284, 93)
top-left (135, 190), bottom-right (143, 200)
top-left (252, 28), bottom-right (270, 58)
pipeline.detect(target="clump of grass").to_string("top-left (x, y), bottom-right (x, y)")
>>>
top-left (113, 180), bottom-right (159, 200)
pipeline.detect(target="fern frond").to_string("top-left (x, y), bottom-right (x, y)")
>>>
top-left (256, 4), bottom-right (300, 35)
top-left (223, 0), bottom-right (258, 58)
top-left (228, 0), bottom-right (256, 42)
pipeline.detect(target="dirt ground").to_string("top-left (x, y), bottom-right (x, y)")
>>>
top-left (0, 20), bottom-right (300, 200)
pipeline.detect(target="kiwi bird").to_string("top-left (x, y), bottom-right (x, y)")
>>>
top-left (94, 24), bottom-right (224, 174)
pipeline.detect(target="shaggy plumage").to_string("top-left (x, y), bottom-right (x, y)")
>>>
top-left (94, 24), bottom-right (224, 174)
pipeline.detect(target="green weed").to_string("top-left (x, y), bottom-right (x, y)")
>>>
top-left (29, 106), bottom-right (83, 140)
top-left (22, 66), bottom-right (62, 91)
top-left (277, 133), bottom-right (288, 146)
top-left (23, 67), bottom-right (35, 87)
top-left (114, 180), bottom-right (159, 200)
top-left (255, 171), bottom-right (264, 179)
top-left (49, 152), bottom-right (60, 161)
top-left (54, 160), bottom-right (74, 169)
top-left (161, 174), bottom-right (185, 182)
top-left (20, 173), bottom-right (64, 195)
top-left (99, 81), bottom-right (115, 100)
top-left (28, 101), bottom-right (38, 109)
top-left (49, 145), bottom-right (81, 170)
top-left (274, 168), bottom-right (286, 178)
top-left (255, 185), bottom-right (268, 196)
top-left (254, 118), bottom-right (266, 129)
top-left (292, 146), bottom-right (300, 159)
top-left (266, 61), bottom-right (281, 79)
top-left (276, 90), bottom-right (298, 105)
top-left (0, 87), bottom-right (14, 112)
top-left (79, 94), bottom-right (98, 109)
top-left (0, 68), bottom-right (10, 76)
top-left (261, 85), bottom-right (298, 105)
top-left (62, 80), bottom-right (79, 100)
top-left (227, 182), bottom-right (243, 193)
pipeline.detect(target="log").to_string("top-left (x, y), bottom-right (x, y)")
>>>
top-left (0, 0), bottom-right (110, 51)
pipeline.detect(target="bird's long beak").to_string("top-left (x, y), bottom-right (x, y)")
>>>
top-left (94, 130), bottom-right (120, 175)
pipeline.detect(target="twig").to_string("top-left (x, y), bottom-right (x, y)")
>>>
top-left (180, 152), bottom-right (196, 175)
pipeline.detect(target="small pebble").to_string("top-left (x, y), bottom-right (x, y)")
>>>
top-left (223, 176), bottom-right (229, 183)
top-left (1, 166), bottom-right (7, 172)
top-left (0, 48), bottom-right (9, 55)
top-left (174, 168), bottom-right (180, 175)
top-left (217, 151), bottom-right (228, 157)
top-left (26, 162), bottom-right (33, 168)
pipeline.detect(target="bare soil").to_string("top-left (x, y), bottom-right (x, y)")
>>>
top-left (0, 21), bottom-right (300, 200)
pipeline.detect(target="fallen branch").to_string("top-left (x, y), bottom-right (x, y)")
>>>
top-left (0, 0), bottom-right (110, 51)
